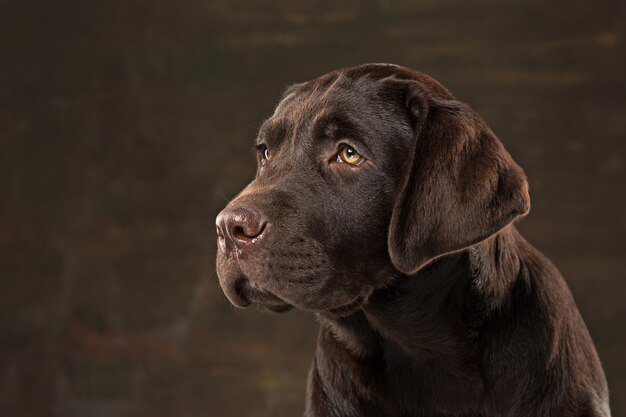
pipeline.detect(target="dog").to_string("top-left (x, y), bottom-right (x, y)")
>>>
top-left (215, 64), bottom-right (610, 417)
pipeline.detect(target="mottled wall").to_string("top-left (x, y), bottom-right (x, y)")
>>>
top-left (0, 0), bottom-right (624, 416)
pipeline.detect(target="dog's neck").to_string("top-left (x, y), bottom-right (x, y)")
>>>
top-left (317, 226), bottom-right (524, 365)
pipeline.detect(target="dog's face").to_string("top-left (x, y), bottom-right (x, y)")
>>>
top-left (216, 64), bottom-right (530, 315)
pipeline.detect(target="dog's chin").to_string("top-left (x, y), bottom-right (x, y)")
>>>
top-left (324, 296), bottom-right (365, 317)
top-left (238, 278), bottom-right (294, 313)
top-left (256, 302), bottom-right (294, 313)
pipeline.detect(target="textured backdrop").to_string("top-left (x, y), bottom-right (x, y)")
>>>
top-left (1, 0), bottom-right (624, 416)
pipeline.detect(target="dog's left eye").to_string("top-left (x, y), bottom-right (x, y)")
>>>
top-left (337, 145), bottom-right (364, 166)
top-left (258, 145), bottom-right (270, 163)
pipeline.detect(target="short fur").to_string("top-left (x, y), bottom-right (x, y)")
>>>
top-left (215, 64), bottom-right (610, 417)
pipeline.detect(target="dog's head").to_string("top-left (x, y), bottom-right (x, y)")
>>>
top-left (215, 64), bottom-right (530, 314)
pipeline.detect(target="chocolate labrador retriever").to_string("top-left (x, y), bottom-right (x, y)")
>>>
top-left (215, 64), bottom-right (610, 417)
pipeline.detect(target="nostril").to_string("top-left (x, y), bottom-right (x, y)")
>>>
top-left (232, 220), bottom-right (266, 241)
top-left (232, 225), bottom-right (247, 240)
top-left (217, 207), bottom-right (268, 252)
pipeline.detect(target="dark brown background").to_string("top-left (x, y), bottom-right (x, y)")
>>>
top-left (1, 0), bottom-right (624, 416)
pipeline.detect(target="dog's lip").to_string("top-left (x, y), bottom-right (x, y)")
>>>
top-left (218, 252), bottom-right (292, 312)
top-left (238, 279), bottom-right (294, 313)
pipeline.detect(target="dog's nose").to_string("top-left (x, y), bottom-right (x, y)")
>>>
top-left (216, 207), bottom-right (267, 254)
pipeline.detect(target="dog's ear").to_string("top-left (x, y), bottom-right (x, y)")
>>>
top-left (387, 84), bottom-right (530, 275)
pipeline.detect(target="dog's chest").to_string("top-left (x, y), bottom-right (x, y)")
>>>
top-left (311, 326), bottom-right (484, 417)
top-left (375, 344), bottom-right (484, 416)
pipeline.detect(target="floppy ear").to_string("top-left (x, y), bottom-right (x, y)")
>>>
top-left (388, 88), bottom-right (530, 275)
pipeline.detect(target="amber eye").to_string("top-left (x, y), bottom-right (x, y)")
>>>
top-left (339, 145), bottom-right (363, 165)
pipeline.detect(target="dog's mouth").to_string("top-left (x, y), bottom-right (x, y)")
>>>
top-left (229, 273), bottom-right (366, 316)
top-left (218, 252), bottom-right (371, 316)
top-left (236, 278), bottom-right (294, 313)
